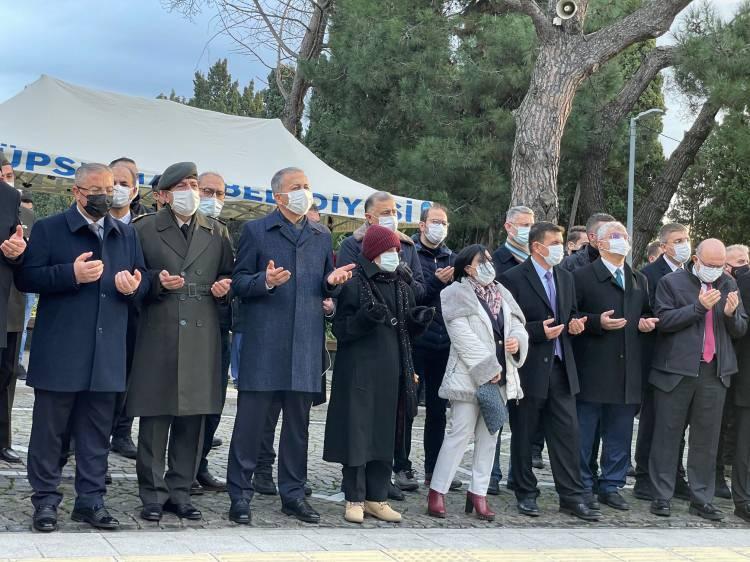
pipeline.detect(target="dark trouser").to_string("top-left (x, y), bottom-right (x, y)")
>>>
top-left (532, 423), bottom-right (545, 457)
top-left (634, 384), bottom-right (687, 486)
top-left (257, 396), bottom-right (283, 475)
top-left (510, 360), bottom-right (584, 504)
top-left (393, 413), bottom-right (413, 474)
top-left (732, 405), bottom-right (750, 507)
top-left (111, 312), bottom-right (138, 442)
top-left (649, 362), bottom-right (727, 504)
top-left (491, 429), bottom-right (504, 483)
top-left (28, 389), bottom-right (117, 509)
top-left (0, 332), bottom-right (21, 448)
top-left (716, 391), bottom-right (736, 472)
top-left (577, 400), bottom-right (638, 495)
top-left (414, 347), bottom-right (450, 476)
top-left (198, 328), bottom-right (231, 474)
top-left (136, 415), bottom-right (205, 506)
top-left (342, 460), bottom-right (391, 502)
top-left (227, 390), bottom-right (313, 504)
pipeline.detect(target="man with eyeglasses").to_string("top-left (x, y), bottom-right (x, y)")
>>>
top-left (17, 163), bottom-right (148, 532)
top-left (126, 162), bottom-right (234, 523)
top-left (572, 221), bottom-right (654, 513)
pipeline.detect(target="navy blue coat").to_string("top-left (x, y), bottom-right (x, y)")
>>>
top-left (411, 234), bottom-right (454, 351)
top-left (233, 209), bottom-right (339, 392)
top-left (16, 205), bottom-right (148, 393)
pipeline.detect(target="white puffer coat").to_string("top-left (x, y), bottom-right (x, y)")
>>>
top-left (439, 278), bottom-right (528, 404)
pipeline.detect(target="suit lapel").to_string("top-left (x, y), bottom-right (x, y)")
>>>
top-left (523, 260), bottom-right (553, 313)
top-left (555, 268), bottom-right (569, 316)
top-left (296, 220), bottom-right (318, 249)
top-left (156, 208), bottom-right (188, 259)
top-left (183, 213), bottom-right (214, 270)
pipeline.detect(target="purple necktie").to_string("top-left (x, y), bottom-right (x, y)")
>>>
top-left (545, 270), bottom-right (563, 359)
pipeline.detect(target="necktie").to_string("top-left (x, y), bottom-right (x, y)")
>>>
top-left (88, 223), bottom-right (103, 240)
top-left (703, 283), bottom-right (716, 363)
top-left (614, 268), bottom-right (624, 290)
top-left (544, 270), bottom-right (563, 359)
top-left (180, 223), bottom-right (190, 239)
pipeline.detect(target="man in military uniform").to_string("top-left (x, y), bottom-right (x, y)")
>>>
top-left (126, 162), bottom-right (234, 522)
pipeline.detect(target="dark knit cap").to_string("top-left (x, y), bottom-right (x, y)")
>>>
top-left (157, 162), bottom-right (197, 190)
top-left (362, 225), bottom-right (401, 262)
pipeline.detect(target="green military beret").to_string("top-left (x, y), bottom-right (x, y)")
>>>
top-left (157, 162), bottom-right (198, 190)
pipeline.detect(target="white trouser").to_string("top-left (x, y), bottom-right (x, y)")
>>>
top-left (429, 400), bottom-right (498, 495)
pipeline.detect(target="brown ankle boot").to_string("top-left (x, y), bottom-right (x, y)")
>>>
top-left (466, 491), bottom-right (495, 521)
top-left (427, 489), bottom-right (446, 518)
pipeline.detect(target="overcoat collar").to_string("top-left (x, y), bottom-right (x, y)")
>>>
top-left (64, 204), bottom-right (123, 240)
top-left (521, 257), bottom-right (553, 313)
top-left (593, 257), bottom-right (631, 292)
top-left (265, 208), bottom-right (323, 248)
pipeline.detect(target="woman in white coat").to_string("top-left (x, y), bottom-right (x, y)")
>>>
top-left (427, 244), bottom-right (528, 520)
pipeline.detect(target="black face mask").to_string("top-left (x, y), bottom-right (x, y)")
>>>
top-left (83, 193), bottom-right (113, 220)
top-left (731, 264), bottom-right (750, 278)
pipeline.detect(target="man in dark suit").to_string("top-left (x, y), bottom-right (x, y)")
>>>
top-left (634, 223), bottom-right (692, 501)
top-left (731, 256), bottom-right (750, 522)
top-left (227, 167), bottom-right (354, 525)
top-left (572, 221), bottom-right (654, 512)
top-left (649, 239), bottom-right (747, 521)
top-left (0, 157), bottom-right (25, 464)
top-left (500, 222), bottom-right (599, 521)
top-left (17, 163), bottom-right (148, 532)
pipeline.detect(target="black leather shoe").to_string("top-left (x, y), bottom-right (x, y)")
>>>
top-left (531, 452), bottom-right (545, 470)
top-left (517, 497), bottom-right (540, 517)
top-left (0, 447), bottom-right (22, 463)
top-left (304, 481), bottom-right (312, 497)
top-left (632, 480), bottom-right (654, 501)
top-left (211, 437), bottom-right (223, 449)
top-left (650, 499), bottom-right (671, 517)
top-left (584, 494), bottom-right (601, 511)
top-left (388, 481), bottom-right (405, 501)
top-left (197, 471), bottom-right (227, 492)
top-left (105, 471), bottom-right (112, 485)
top-left (110, 436), bottom-right (137, 459)
top-left (190, 480), bottom-right (204, 495)
top-left (71, 505), bottom-right (119, 530)
top-left (734, 504), bottom-right (750, 523)
top-left (140, 503), bottom-right (163, 521)
top-left (281, 498), bottom-right (320, 524)
top-left (560, 501), bottom-right (601, 521)
top-left (715, 475), bottom-right (732, 499)
top-left (229, 499), bottom-right (251, 525)
top-left (16, 364), bottom-right (27, 380)
top-left (253, 472), bottom-right (278, 496)
top-left (486, 478), bottom-right (500, 496)
top-left (675, 476), bottom-right (692, 501)
top-left (33, 505), bottom-right (58, 532)
top-left (689, 502), bottom-right (724, 521)
top-left (163, 500), bottom-right (202, 520)
top-left (598, 491), bottom-right (629, 511)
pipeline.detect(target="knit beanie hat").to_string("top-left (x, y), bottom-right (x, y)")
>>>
top-left (362, 224), bottom-right (401, 262)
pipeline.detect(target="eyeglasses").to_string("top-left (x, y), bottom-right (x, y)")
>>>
top-left (607, 232), bottom-right (629, 240)
top-left (199, 187), bottom-right (226, 200)
top-left (426, 219), bottom-right (449, 227)
top-left (76, 185), bottom-right (114, 196)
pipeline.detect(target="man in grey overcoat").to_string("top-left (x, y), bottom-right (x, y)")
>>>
top-left (226, 167), bottom-right (354, 525)
top-left (127, 162), bottom-right (234, 523)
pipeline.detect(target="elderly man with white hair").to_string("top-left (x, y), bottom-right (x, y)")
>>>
top-left (649, 238), bottom-right (747, 521)
top-left (571, 221), bottom-right (654, 513)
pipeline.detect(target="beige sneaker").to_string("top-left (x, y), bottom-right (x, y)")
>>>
top-left (345, 501), bottom-right (364, 524)
top-left (364, 501), bottom-right (402, 522)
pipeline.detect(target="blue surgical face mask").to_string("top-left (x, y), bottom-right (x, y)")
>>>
top-left (513, 225), bottom-right (530, 246)
top-left (474, 261), bottom-right (496, 286)
top-left (199, 197), bottom-right (224, 218)
top-left (379, 215), bottom-right (398, 232)
top-left (379, 251), bottom-right (400, 272)
top-left (543, 244), bottom-right (565, 267)
top-left (608, 238), bottom-right (631, 257)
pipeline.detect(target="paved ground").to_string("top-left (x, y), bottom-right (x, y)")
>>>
top-left (0, 376), bottom-right (746, 534)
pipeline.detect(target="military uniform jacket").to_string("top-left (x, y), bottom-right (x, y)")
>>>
top-left (126, 207), bottom-right (234, 417)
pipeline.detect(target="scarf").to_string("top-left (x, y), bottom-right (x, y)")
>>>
top-left (468, 277), bottom-right (503, 319)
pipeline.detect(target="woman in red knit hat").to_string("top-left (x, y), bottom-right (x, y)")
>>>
top-left (323, 225), bottom-right (435, 524)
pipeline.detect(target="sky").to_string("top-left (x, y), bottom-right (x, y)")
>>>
top-left (0, 0), bottom-right (744, 157)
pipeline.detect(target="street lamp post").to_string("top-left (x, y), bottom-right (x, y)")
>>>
top-left (627, 108), bottom-right (665, 265)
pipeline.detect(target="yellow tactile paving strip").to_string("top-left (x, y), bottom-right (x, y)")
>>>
top-left (5, 548), bottom-right (750, 562)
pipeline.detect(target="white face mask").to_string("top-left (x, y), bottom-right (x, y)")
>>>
top-left (513, 226), bottom-right (531, 246)
top-left (379, 215), bottom-right (398, 232)
top-left (199, 197), bottom-right (224, 218)
top-left (696, 260), bottom-right (723, 284)
top-left (170, 189), bottom-right (201, 217)
top-left (672, 241), bottom-right (691, 264)
top-left (425, 223), bottom-right (447, 246)
top-left (474, 261), bottom-right (496, 286)
top-left (379, 251), bottom-right (400, 272)
top-left (542, 244), bottom-right (565, 267)
top-left (112, 185), bottom-right (132, 208)
top-left (607, 238), bottom-right (631, 257)
top-left (283, 189), bottom-right (313, 216)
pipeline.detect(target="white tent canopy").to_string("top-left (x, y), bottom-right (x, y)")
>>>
top-left (0, 75), bottom-right (430, 228)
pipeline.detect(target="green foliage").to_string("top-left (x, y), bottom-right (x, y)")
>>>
top-left (31, 192), bottom-right (74, 219)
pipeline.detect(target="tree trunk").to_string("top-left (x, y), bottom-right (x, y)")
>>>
top-left (578, 46), bottom-right (675, 220)
top-left (511, 38), bottom-right (588, 221)
top-left (632, 100), bottom-right (720, 260)
top-left (280, 0), bottom-right (331, 137)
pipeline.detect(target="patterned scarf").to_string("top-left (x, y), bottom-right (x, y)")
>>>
top-left (468, 277), bottom-right (503, 319)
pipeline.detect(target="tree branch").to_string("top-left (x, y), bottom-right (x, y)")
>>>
top-left (475, 0), bottom-right (553, 38)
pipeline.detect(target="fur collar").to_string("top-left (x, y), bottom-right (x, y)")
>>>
top-left (352, 222), bottom-right (414, 245)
